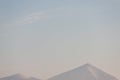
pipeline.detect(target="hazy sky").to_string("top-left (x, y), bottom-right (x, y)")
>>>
top-left (0, 0), bottom-right (120, 79)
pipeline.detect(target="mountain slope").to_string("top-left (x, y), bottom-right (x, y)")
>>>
top-left (0, 74), bottom-right (41, 80)
top-left (26, 77), bottom-right (40, 80)
top-left (48, 64), bottom-right (118, 80)
top-left (0, 74), bottom-right (26, 80)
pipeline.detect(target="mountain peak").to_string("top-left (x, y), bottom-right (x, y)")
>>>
top-left (0, 74), bottom-right (41, 80)
top-left (9, 73), bottom-right (26, 79)
top-left (0, 73), bottom-right (26, 80)
top-left (48, 63), bottom-right (118, 80)
top-left (75, 63), bottom-right (96, 72)
top-left (27, 77), bottom-right (40, 80)
top-left (12, 73), bottom-right (24, 77)
top-left (82, 63), bottom-right (92, 67)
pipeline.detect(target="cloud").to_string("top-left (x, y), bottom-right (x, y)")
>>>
top-left (0, 12), bottom-right (48, 37)
top-left (14, 12), bottom-right (48, 26)
top-left (7, 7), bottom-right (74, 27)
top-left (1, 11), bottom-right (49, 28)
top-left (1, 6), bottom-right (86, 27)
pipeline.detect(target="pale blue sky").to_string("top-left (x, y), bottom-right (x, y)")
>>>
top-left (0, 0), bottom-right (120, 79)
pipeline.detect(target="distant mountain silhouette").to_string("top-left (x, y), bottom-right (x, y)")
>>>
top-left (0, 64), bottom-right (118, 80)
top-left (48, 63), bottom-right (118, 80)
top-left (0, 74), bottom-right (40, 80)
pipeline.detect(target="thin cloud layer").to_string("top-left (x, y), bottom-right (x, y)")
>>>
top-left (15, 12), bottom-right (48, 26)
top-left (1, 12), bottom-right (48, 28)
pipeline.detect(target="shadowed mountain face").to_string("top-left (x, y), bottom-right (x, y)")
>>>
top-left (0, 74), bottom-right (40, 80)
top-left (48, 64), bottom-right (118, 80)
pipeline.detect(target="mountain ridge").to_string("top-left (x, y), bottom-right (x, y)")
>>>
top-left (0, 63), bottom-right (118, 80)
top-left (0, 73), bottom-right (41, 80)
top-left (48, 63), bottom-right (118, 80)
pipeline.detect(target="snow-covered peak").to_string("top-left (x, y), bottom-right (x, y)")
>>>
top-left (48, 64), bottom-right (118, 80)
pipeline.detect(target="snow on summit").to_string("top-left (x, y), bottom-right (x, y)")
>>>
top-left (48, 63), bottom-right (118, 80)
